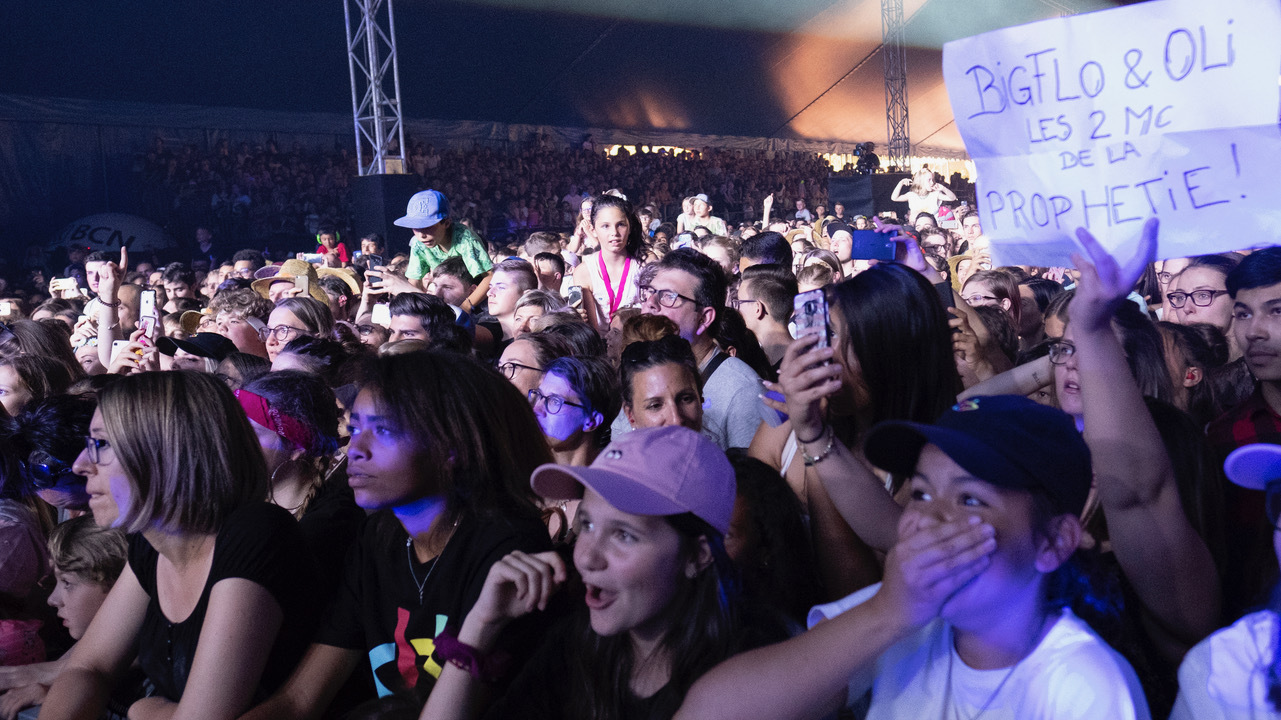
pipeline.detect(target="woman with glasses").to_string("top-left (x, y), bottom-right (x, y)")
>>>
top-left (495, 331), bottom-right (572, 401)
top-left (45, 371), bottom-right (322, 720)
top-left (261, 297), bottom-right (334, 362)
top-left (529, 356), bottom-right (619, 468)
top-left (241, 351), bottom-right (554, 719)
top-left (1166, 254), bottom-right (1240, 356)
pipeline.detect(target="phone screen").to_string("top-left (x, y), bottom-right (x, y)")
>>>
top-left (140, 290), bottom-right (157, 320)
top-left (792, 289), bottom-right (830, 349)
top-left (371, 303), bottom-right (391, 328)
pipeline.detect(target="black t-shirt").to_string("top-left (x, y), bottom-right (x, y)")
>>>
top-left (128, 502), bottom-right (322, 703)
top-left (314, 509), bottom-right (553, 701)
top-left (297, 467), bottom-right (367, 600)
top-left (482, 604), bottom-right (793, 720)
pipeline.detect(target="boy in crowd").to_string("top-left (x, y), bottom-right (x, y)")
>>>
top-left (397, 189), bottom-right (492, 313)
top-left (738, 231), bottom-right (793, 273)
top-left (737, 264), bottom-right (797, 380)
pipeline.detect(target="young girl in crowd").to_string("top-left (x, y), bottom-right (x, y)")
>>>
top-left (242, 351), bottom-right (555, 718)
top-left (0, 516), bottom-right (129, 720)
top-left (44, 371), bottom-right (322, 720)
top-left (755, 261), bottom-right (960, 599)
top-left (0, 355), bottom-right (78, 417)
top-left (421, 425), bottom-right (790, 720)
top-left (237, 370), bottom-right (364, 594)
top-left (676, 395), bottom-right (1150, 720)
top-left (575, 194), bottom-right (647, 333)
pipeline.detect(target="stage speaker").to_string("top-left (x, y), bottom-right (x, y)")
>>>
top-left (827, 173), bottom-right (911, 220)
top-left (351, 174), bottom-right (420, 253)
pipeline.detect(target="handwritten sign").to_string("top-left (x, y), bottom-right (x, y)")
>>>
top-left (943, 0), bottom-right (1281, 265)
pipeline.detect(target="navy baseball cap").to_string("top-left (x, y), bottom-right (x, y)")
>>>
top-left (394, 189), bottom-right (450, 229)
top-left (865, 395), bottom-right (1092, 516)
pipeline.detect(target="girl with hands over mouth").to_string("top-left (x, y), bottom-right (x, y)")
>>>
top-left (679, 395), bottom-right (1150, 720)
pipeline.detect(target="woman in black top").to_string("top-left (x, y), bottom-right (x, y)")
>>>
top-left (44, 371), bottom-right (321, 720)
top-left (242, 350), bottom-right (556, 719)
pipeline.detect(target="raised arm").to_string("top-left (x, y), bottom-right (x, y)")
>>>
top-left (95, 248), bottom-right (127, 369)
top-left (1072, 219), bottom-right (1220, 654)
top-left (38, 564), bottom-right (149, 720)
top-left (762, 334), bottom-right (902, 552)
top-left (888, 179), bottom-right (912, 203)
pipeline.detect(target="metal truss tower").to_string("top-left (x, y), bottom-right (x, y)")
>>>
top-left (344, 0), bottom-right (407, 176)
top-left (880, 0), bottom-right (910, 171)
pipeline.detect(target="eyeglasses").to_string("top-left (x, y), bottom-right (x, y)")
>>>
top-left (22, 451), bottom-right (75, 490)
top-left (1166, 290), bottom-right (1228, 309)
top-left (83, 436), bottom-right (112, 465)
top-left (963, 294), bottom-right (999, 305)
top-left (639, 285), bottom-right (698, 309)
top-left (258, 325), bottom-right (307, 343)
top-left (1156, 272), bottom-right (1173, 284)
top-left (730, 298), bottom-right (760, 311)
top-left (528, 388), bottom-right (585, 414)
top-left (1047, 340), bottom-right (1077, 365)
top-left (498, 361), bottom-right (542, 379)
top-left (355, 324), bottom-right (375, 337)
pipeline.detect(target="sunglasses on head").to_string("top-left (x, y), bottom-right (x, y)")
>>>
top-left (21, 451), bottom-right (77, 490)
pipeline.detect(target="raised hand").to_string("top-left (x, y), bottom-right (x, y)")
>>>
top-left (762, 332), bottom-right (844, 442)
top-left (98, 247), bottom-right (128, 303)
top-left (1070, 218), bottom-right (1158, 332)
top-left (466, 551), bottom-right (568, 640)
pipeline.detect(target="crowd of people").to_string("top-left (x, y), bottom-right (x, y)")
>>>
top-left (0, 173), bottom-right (1276, 720)
top-left (128, 134), bottom-right (848, 253)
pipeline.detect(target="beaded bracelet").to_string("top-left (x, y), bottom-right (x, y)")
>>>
top-left (801, 426), bottom-right (836, 466)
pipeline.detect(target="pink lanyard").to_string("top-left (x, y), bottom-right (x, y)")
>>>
top-left (598, 253), bottom-right (632, 320)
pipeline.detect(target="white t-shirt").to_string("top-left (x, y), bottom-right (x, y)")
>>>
top-left (1172, 610), bottom-right (1281, 719)
top-left (809, 585), bottom-right (1150, 720)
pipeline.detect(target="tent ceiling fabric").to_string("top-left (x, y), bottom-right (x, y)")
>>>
top-left (0, 0), bottom-right (1123, 154)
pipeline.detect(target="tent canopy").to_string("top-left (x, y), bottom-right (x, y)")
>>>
top-left (0, 0), bottom-right (1128, 155)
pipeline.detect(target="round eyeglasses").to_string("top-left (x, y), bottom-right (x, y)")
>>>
top-left (528, 388), bottom-right (586, 414)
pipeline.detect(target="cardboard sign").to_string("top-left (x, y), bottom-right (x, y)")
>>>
top-left (943, 0), bottom-right (1281, 265)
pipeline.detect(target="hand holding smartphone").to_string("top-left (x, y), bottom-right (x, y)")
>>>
top-left (792, 289), bottom-right (830, 349)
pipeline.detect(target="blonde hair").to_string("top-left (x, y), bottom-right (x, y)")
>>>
top-left (48, 516), bottom-right (128, 587)
top-left (100, 371), bottom-right (269, 534)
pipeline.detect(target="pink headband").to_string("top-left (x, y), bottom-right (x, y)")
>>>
top-left (235, 389), bottom-right (313, 451)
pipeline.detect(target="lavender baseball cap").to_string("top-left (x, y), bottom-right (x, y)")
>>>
top-left (531, 426), bottom-right (736, 535)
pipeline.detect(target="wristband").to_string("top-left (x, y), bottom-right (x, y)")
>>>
top-left (795, 425), bottom-right (826, 445)
top-left (434, 626), bottom-right (511, 683)
top-left (99, 299), bottom-right (121, 308)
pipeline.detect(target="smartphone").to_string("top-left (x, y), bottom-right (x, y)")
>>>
top-left (567, 285), bottom-right (583, 308)
top-left (301, 253), bottom-right (325, 264)
top-left (294, 274), bottom-right (311, 296)
top-left (0, 301), bottom-right (11, 317)
top-left (848, 229), bottom-right (897, 261)
top-left (792, 289), bottom-right (830, 349)
top-left (672, 233), bottom-right (696, 250)
top-left (371, 302), bottom-right (391, 328)
top-left (49, 277), bottom-right (73, 293)
top-left (365, 254), bottom-right (384, 269)
top-left (110, 340), bottom-right (132, 363)
top-left (140, 290), bottom-right (157, 321)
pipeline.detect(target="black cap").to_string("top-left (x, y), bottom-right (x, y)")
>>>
top-left (865, 395), bottom-right (1092, 516)
top-left (156, 333), bottom-right (238, 361)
